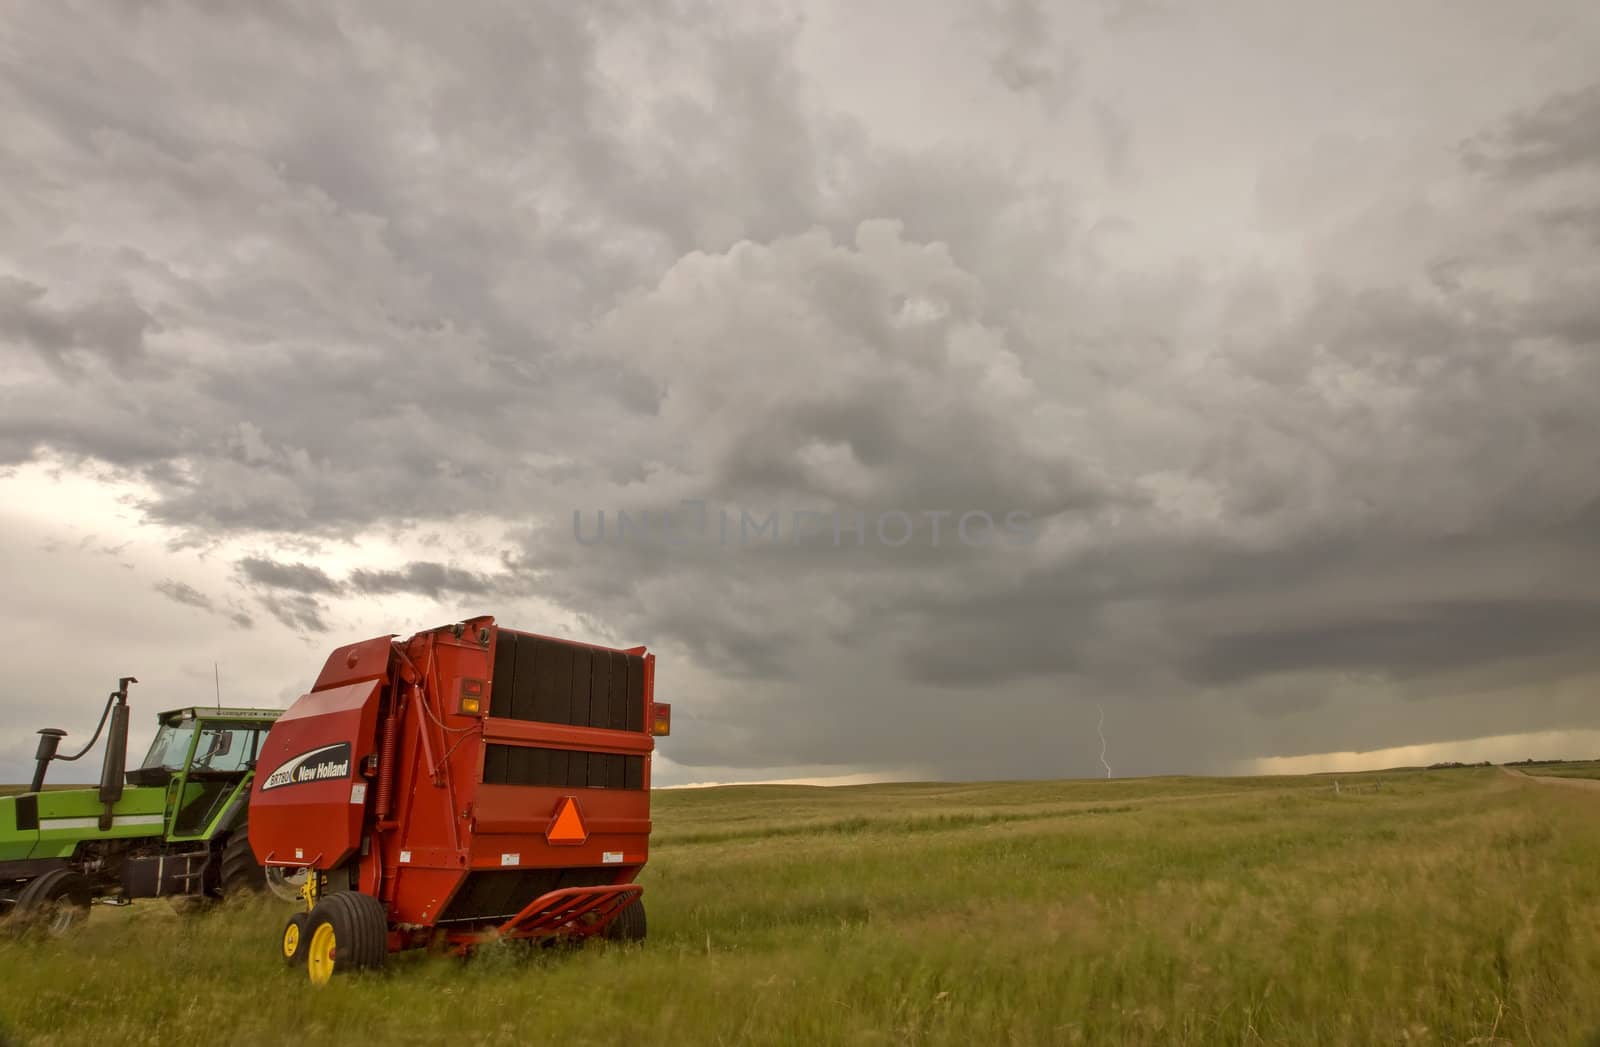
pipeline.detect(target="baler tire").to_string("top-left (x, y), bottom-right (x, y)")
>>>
top-left (604, 898), bottom-right (646, 943)
top-left (11, 869), bottom-right (93, 938)
top-left (305, 892), bottom-right (388, 983)
top-left (281, 911), bottom-right (311, 967)
top-left (220, 829), bottom-right (267, 898)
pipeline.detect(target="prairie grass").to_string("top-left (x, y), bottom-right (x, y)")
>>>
top-left (2, 768), bottom-right (1597, 1046)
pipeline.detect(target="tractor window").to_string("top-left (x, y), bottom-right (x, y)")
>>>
top-left (141, 721), bottom-right (198, 772)
top-left (188, 725), bottom-right (262, 774)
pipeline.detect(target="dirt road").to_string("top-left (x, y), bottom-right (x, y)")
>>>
top-left (1500, 765), bottom-right (1600, 791)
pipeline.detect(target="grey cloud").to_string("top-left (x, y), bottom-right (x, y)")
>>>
top-left (1463, 82), bottom-right (1600, 180)
top-left (0, 277), bottom-right (155, 380)
top-left (235, 554), bottom-right (503, 628)
top-left (1100, 0), bottom-right (1169, 28)
top-left (1186, 599), bottom-right (1600, 687)
top-left (511, 94), bottom-right (1600, 774)
top-left (236, 556), bottom-right (339, 633)
top-left (0, 3), bottom-right (849, 536)
top-left (156, 578), bottom-right (260, 632)
top-left (155, 579), bottom-right (213, 611)
top-left (1093, 101), bottom-right (1135, 182)
top-left (234, 554), bottom-right (501, 621)
top-left (1532, 203), bottom-right (1600, 246)
top-left (347, 561), bottom-right (495, 598)
top-left (972, 0), bottom-right (1079, 112)
top-left (254, 593), bottom-right (330, 634)
top-left (236, 557), bottom-right (341, 595)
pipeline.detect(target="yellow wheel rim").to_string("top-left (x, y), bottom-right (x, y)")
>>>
top-left (282, 921), bottom-right (300, 958)
top-left (307, 923), bottom-right (337, 984)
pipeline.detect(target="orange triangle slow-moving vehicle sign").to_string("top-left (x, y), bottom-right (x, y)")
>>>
top-left (546, 796), bottom-right (588, 845)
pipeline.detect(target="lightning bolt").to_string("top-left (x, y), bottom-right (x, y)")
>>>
top-left (1096, 703), bottom-right (1113, 779)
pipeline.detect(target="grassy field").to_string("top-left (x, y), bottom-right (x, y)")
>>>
top-left (3, 768), bottom-right (1599, 1046)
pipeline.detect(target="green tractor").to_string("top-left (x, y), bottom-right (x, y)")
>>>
top-left (1, 677), bottom-right (295, 935)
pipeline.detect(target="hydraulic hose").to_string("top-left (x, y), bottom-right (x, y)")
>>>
top-left (56, 691), bottom-right (118, 762)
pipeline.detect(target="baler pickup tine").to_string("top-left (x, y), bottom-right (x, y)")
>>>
top-left (490, 883), bottom-right (642, 941)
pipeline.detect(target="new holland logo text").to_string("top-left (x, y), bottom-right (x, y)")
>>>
top-left (260, 742), bottom-right (353, 791)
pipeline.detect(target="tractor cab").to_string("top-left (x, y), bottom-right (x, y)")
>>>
top-left (126, 707), bottom-right (282, 839)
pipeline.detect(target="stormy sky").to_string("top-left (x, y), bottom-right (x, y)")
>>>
top-left (2, 1), bottom-right (1598, 786)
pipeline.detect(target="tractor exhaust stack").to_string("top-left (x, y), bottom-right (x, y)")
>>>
top-left (97, 689), bottom-right (132, 830)
top-left (28, 677), bottom-right (137, 797)
top-left (30, 728), bottom-right (67, 792)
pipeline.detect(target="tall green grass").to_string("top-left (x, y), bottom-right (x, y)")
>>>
top-left (2, 768), bottom-right (1597, 1045)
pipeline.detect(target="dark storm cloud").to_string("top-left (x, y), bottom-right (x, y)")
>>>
top-left (3, 3), bottom-right (1600, 779)
top-left (517, 79), bottom-right (1600, 774)
top-left (0, 2), bottom-right (859, 537)
top-left (1186, 600), bottom-right (1600, 686)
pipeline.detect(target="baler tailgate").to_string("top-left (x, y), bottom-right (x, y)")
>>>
top-left (490, 883), bottom-right (641, 942)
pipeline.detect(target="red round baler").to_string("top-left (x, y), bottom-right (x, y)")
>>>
top-left (249, 615), bottom-right (670, 982)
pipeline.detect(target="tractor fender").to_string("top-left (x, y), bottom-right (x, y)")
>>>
top-left (0, 857), bottom-right (73, 884)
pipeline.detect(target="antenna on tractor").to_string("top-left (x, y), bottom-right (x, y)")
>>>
top-left (215, 662), bottom-right (222, 704)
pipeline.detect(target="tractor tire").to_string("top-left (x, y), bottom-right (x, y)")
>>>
top-left (168, 895), bottom-right (213, 916)
top-left (280, 911), bottom-right (311, 967)
top-left (303, 892), bottom-right (387, 984)
top-left (11, 869), bottom-right (93, 938)
top-left (220, 828), bottom-right (267, 898)
top-left (604, 897), bottom-right (646, 942)
top-left (264, 865), bottom-right (309, 904)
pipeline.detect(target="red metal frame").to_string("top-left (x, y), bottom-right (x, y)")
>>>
top-left (439, 884), bottom-right (644, 952)
top-left (248, 615), bottom-right (658, 956)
